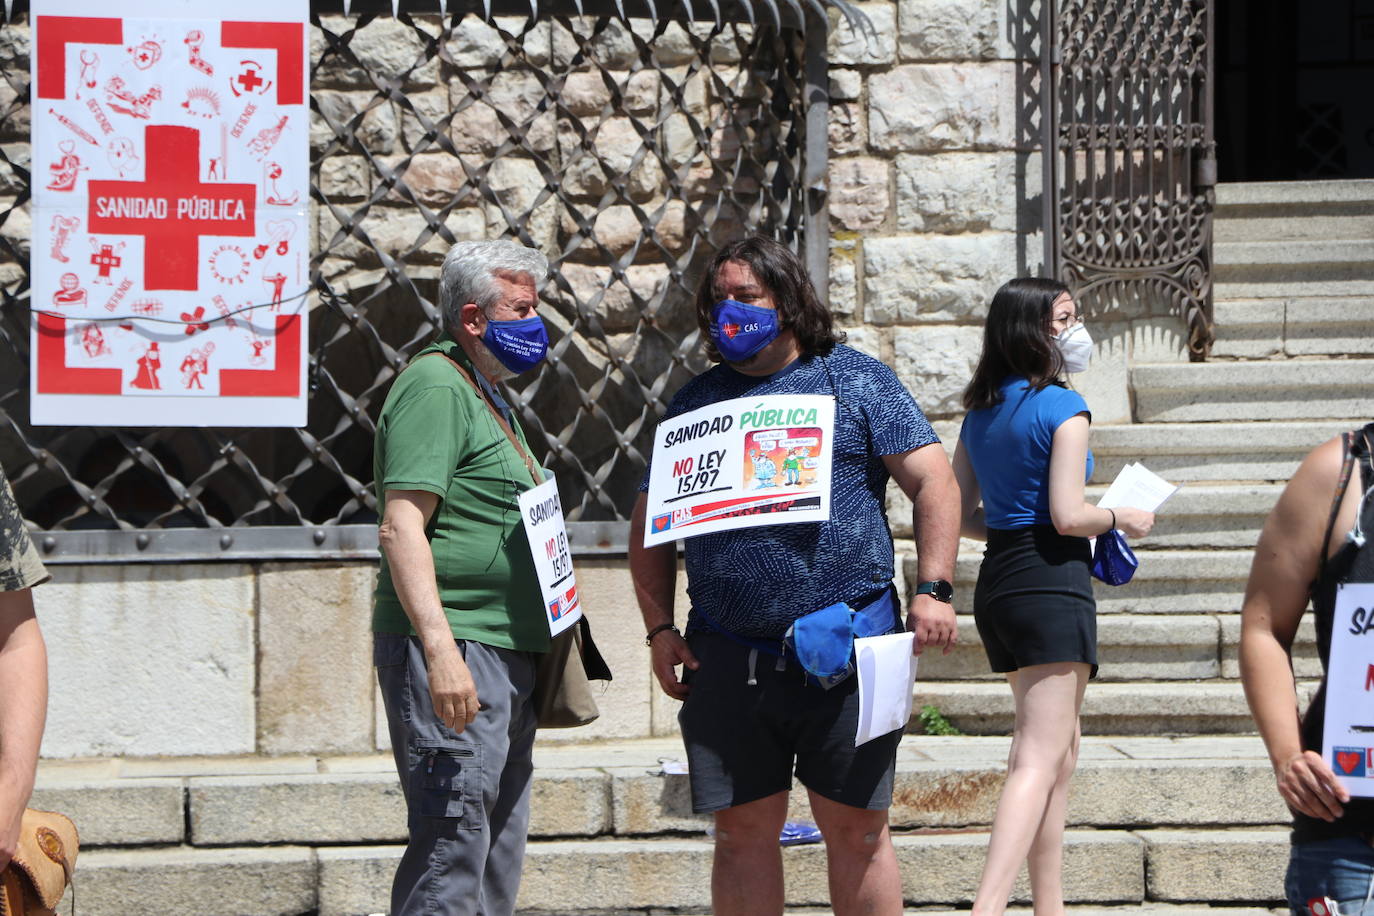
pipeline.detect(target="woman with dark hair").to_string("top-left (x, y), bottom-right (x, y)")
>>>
top-left (953, 278), bottom-right (1155, 915)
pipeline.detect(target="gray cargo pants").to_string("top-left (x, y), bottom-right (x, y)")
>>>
top-left (374, 633), bottom-right (538, 916)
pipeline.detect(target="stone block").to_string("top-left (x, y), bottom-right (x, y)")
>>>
top-left (445, 18), bottom-right (552, 69)
top-left (1286, 296), bottom-right (1374, 356)
top-left (1072, 760), bottom-right (1289, 827)
top-left (482, 156), bottom-right (558, 249)
top-left (375, 152), bottom-right (470, 208)
top-left (0, 198), bottom-right (29, 259)
top-left (828, 3), bottom-right (898, 66)
top-left (610, 769), bottom-right (712, 835)
top-left (257, 563), bottom-right (376, 755)
top-left (892, 324), bottom-right (984, 418)
top-left (1128, 315), bottom-right (1190, 363)
top-left (1221, 613), bottom-right (1321, 680)
top-left (828, 101), bottom-right (866, 156)
top-left (449, 70), bottom-right (556, 155)
top-left (313, 90), bottom-right (398, 155)
top-left (865, 233), bottom-right (1017, 323)
top-left (519, 838), bottom-right (715, 910)
top-left (344, 16), bottom-right (440, 87)
top-left (1211, 299), bottom-right (1284, 359)
top-left (318, 846), bottom-right (399, 916)
top-left (35, 565), bottom-right (256, 758)
top-left (829, 239), bottom-right (858, 319)
top-left (830, 68), bottom-right (863, 100)
top-left (529, 768), bottom-right (612, 836)
top-left (1144, 829), bottom-right (1289, 902)
top-left (77, 846), bottom-right (317, 916)
top-left (869, 63), bottom-right (1015, 152)
top-left (829, 157), bottom-right (890, 231)
top-left (29, 779), bottom-right (184, 846)
top-left (318, 154), bottom-right (370, 202)
top-left (895, 152), bottom-right (1039, 233)
top-left (190, 774), bottom-right (404, 845)
top-left (0, 142), bottom-right (30, 195)
top-left (559, 262), bottom-right (669, 332)
top-left (560, 117), bottom-right (663, 201)
top-left (397, 88), bottom-right (455, 153)
top-left (898, 0), bottom-right (1000, 60)
top-left (560, 200), bottom-right (687, 264)
top-left (1075, 319), bottom-right (1132, 425)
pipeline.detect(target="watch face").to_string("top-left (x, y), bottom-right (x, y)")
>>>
top-left (925, 580), bottom-right (954, 602)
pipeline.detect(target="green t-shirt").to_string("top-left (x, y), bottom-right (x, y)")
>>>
top-left (371, 337), bottom-right (549, 652)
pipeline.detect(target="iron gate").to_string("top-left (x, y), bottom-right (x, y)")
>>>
top-left (1042, 0), bottom-right (1217, 359)
top-left (0, 0), bottom-right (862, 561)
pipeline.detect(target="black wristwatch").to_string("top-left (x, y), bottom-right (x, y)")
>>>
top-left (916, 580), bottom-right (954, 603)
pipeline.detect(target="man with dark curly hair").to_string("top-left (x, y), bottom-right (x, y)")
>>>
top-left (630, 236), bottom-right (960, 916)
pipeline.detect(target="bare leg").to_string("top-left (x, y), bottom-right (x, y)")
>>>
top-left (808, 790), bottom-right (903, 916)
top-left (1026, 689), bottom-right (1084, 916)
top-left (712, 791), bottom-right (790, 916)
top-left (971, 662), bottom-right (1089, 916)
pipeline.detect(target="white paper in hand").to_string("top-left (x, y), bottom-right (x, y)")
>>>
top-left (855, 632), bottom-right (917, 746)
top-left (1098, 462), bottom-right (1179, 513)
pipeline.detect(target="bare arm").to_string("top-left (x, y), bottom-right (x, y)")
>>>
top-left (629, 492), bottom-right (698, 700)
top-left (0, 589), bottom-right (46, 869)
top-left (885, 443), bottom-right (961, 655)
top-left (1240, 435), bottom-right (1350, 821)
top-left (1048, 415), bottom-right (1154, 538)
top-left (378, 489), bottom-right (479, 734)
top-left (951, 440), bottom-right (986, 541)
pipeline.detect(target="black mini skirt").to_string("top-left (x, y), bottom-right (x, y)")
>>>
top-left (972, 525), bottom-right (1098, 678)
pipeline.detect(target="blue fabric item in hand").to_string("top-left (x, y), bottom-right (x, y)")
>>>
top-left (1091, 528), bottom-right (1138, 586)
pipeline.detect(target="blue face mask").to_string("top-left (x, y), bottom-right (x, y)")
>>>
top-left (482, 315), bottom-right (549, 375)
top-left (710, 299), bottom-right (780, 363)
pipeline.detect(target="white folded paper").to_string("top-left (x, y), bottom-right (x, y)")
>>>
top-left (855, 632), bottom-right (917, 747)
top-left (1098, 462), bottom-right (1179, 513)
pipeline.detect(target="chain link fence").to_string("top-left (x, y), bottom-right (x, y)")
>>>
top-left (0, 2), bottom-right (848, 553)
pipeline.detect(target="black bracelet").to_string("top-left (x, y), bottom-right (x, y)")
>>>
top-left (645, 623), bottom-right (681, 646)
top-left (1106, 508), bottom-right (1117, 534)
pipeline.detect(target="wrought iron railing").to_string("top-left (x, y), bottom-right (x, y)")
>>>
top-left (0, 0), bottom-right (856, 560)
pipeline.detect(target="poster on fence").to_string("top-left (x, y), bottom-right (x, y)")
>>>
top-left (29, 0), bottom-right (309, 427)
top-left (642, 394), bottom-right (835, 548)
top-left (1323, 583), bottom-right (1374, 798)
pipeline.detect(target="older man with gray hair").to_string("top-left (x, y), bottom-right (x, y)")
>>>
top-left (372, 239), bottom-right (552, 916)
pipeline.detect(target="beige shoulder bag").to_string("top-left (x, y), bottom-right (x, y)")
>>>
top-left (0, 808), bottom-right (78, 916)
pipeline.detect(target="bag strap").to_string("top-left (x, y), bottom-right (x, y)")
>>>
top-left (1319, 430), bottom-right (1358, 588)
top-left (423, 351), bottom-right (543, 486)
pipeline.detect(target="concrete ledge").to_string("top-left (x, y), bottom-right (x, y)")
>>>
top-left (1143, 829), bottom-right (1289, 903)
top-left (190, 773), bottom-right (406, 845)
top-left (1216, 179), bottom-right (1374, 207)
top-left (29, 778), bottom-right (184, 846)
top-left (1132, 360), bottom-right (1374, 423)
top-left (1214, 239), bottom-right (1374, 267)
top-left (77, 846), bottom-right (317, 916)
top-left (1090, 421), bottom-right (1349, 484)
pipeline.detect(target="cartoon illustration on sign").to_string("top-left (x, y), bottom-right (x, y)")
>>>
top-left (50, 108), bottom-right (99, 146)
top-left (88, 239), bottom-right (124, 283)
top-left (130, 298), bottom-right (161, 316)
top-left (182, 86), bottom-right (221, 119)
top-left (79, 323), bottom-right (110, 358)
top-left (46, 141), bottom-right (86, 191)
top-left (77, 50), bottom-right (100, 97)
top-left (180, 306), bottom-right (211, 335)
top-left (263, 162), bottom-right (298, 206)
top-left (744, 428), bottom-right (823, 491)
top-left (105, 137), bottom-right (140, 177)
top-left (52, 272), bottom-right (87, 307)
top-left (49, 215), bottom-right (80, 262)
top-left (263, 271), bottom-right (288, 310)
top-left (105, 77), bottom-right (162, 119)
top-left (184, 30), bottom-right (213, 75)
top-left (247, 116), bottom-right (288, 160)
top-left (130, 341), bottom-right (161, 389)
top-left (180, 342), bottom-right (213, 388)
top-left (229, 60), bottom-right (272, 98)
top-left (249, 336), bottom-right (269, 365)
top-left (254, 219), bottom-right (294, 258)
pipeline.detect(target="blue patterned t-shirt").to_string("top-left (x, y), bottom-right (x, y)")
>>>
top-left (644, 345), bottom-right (938, 640)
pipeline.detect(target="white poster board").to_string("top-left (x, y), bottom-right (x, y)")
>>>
top-left (29, 0), bottom-right (310, 427)
top-left (1322, 582), bottom-right (1374, 797)
top-left (643, 394), bottom-right (836, 548)
top-left (855, 632), bottom-right (917, 746)
top-left (518, 475), bottom-right (583, 637)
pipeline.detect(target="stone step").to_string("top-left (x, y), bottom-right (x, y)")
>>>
top-left (917, 612), bottom-right (1319, 683)
top-left (1214, 239), bottom-right (1374, 268)
top-left (933, 549), bottom-right (1256, 615)
top-left (1209, 297), bottom-right (1374, 359)
top-left (912, 681), bottom-right (1318, 736)
top-left (1130, 359), bottom-right (1374, 423)
top-left (58, 827), bottom-right (1296, 915)
top-left (1214, 276), bottom-right (1374, 299)
top-left (1088, 420), bottom-right (1349, 483)
top-left (1081, 483), bottom-right (1279, 549)
top-left (1215, 178), bottom-right (1374, 209)
top-left (1213, 213), bottom-right (1374, 244)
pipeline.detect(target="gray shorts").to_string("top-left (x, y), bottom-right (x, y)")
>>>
top-left (677, 632), bottom-right (903, 814)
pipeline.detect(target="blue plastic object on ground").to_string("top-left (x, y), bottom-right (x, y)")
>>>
top-left (779, 821), bottom-right (823, 846)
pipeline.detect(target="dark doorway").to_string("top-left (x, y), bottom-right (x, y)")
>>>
top-left (1216, 0), bottom-right (1374, 180)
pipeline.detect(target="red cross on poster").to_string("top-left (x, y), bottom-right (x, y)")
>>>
top-left (30, 0), bottom-right (309, 427)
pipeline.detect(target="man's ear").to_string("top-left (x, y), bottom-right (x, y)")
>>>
top-left (458, 302), bottom-right (484, 335)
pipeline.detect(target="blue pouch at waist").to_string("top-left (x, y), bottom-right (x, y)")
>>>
top-left (784, 587), bottom-right (899, 689)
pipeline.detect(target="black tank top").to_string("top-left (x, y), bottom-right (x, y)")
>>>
top-left (1294, 422), bottom-right (1374, 843)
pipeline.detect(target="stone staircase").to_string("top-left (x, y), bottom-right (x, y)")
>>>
top-left (31, 180), bottom-right (1374, 915)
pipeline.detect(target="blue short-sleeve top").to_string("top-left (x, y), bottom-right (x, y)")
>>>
top-left (960, 376), bottom-right (1093, 530)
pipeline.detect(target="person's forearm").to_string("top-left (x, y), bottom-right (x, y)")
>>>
top-left (961, 506), bottom-right (987, 541)
top-left (0, 595), bottom-right (47, 811)
top-left (1054, 502), bottom-right (1117, 538)
top-left (378, 522), bottom-right (455, 655)
top-left (1241, 625), bottom-right (1306, 770)
top-left (912, 472), bottom-right (960, 583)
top-left (629, 497), bottom-right (677, 631)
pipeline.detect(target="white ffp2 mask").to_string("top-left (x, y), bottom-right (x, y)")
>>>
top-left (1055, 323), bottom-right (1093, 373)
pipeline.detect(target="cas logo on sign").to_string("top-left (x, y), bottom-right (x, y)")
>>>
top-left (651, 514), bottom-right (672, 533)
top-left (672, 507), bottom-right (694, 526)
top-left (1334, 746), bottom-right (1368, 777)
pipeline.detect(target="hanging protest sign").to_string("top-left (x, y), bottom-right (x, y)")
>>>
top-left (643, 394), bottom-right (835, 548)
top-left (1323, 582), bottom-right (1374, 798)
top-left (519, 475), bottom-right (583, 637)
top-left (29, 0), bottom-right (309, 427)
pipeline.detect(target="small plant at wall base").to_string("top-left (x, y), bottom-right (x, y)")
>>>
top-left (918, 704), bottom-right (963, 736)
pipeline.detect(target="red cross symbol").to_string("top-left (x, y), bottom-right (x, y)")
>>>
top-left (235, 63), bottom-right (265, 95)
top-left (88, 124), bottom-right (255, 290)
top-left (90, 244), bottom-right (122, 278)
